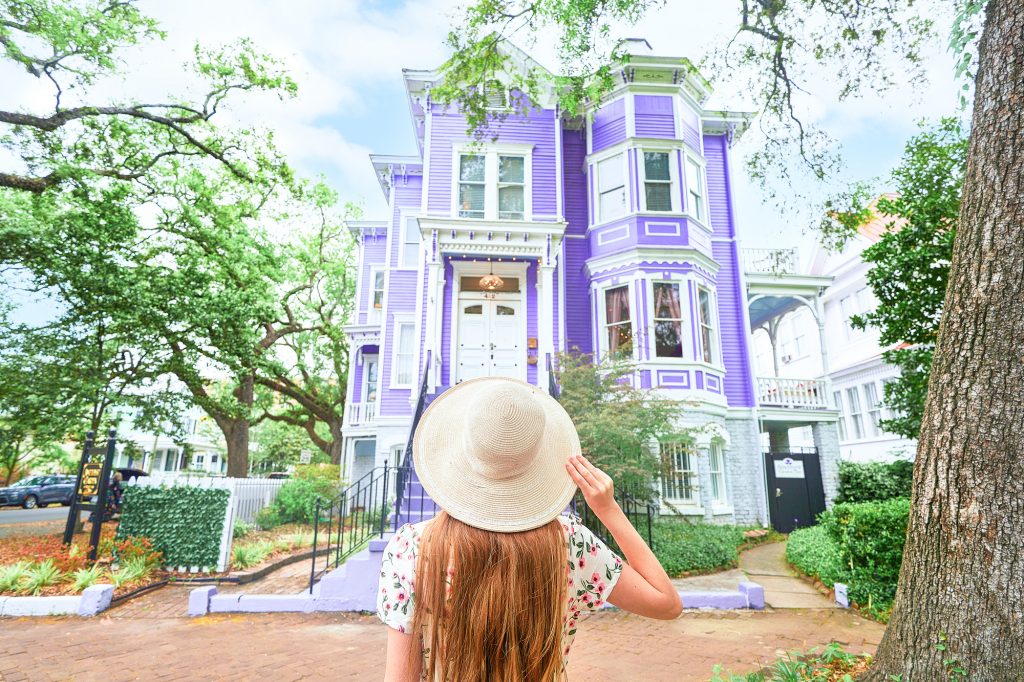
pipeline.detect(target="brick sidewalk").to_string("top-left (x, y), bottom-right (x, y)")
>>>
top-left (0, 607), bottom-right (883, 681)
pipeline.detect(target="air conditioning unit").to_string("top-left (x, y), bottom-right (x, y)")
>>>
top-left (781, 354), bottom-right (793, 364)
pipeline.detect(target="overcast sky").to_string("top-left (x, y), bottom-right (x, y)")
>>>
top-left (4, 0), bottom-right (964, 267)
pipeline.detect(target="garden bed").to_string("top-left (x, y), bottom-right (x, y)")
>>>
top-left (229, 523), bottom-right (317, 572)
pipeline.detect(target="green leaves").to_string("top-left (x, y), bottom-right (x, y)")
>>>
top-left (117, 485), bottom-right (229, 569)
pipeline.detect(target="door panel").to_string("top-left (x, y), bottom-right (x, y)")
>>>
top-left (763, 451), bottom-right (826, 533)
top-left (456, 298), bottom-right (524, 383)
top-left (457, 302), bottom-right (490, 382)
top-left (489, 302), bottom-right (522, 379)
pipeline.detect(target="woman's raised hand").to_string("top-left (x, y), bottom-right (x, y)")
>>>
top-left (566, 454), bottom-right (618, 518)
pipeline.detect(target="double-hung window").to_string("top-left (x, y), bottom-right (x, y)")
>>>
top-left (458, 154), bottom-right (486, 219)
top-left (697, 286), bottom-right (717, 364)
top-left (393, 321), bottom-right (416, 387)
top-left (685, 156), bottom-right (706, 222)
top-left (660, 442), bottom-right (697, 502)
top-left (708, 443), bottom-right (728, 504)
top-left (833, 391), bottom-right (848, 440)
top-left (652, 281), bottom-right (683, 358)
top-left (597, 154), bottom-right (627, 222)
top-left (603, 285), bottom-right (632, 358)
top-left (863, 382), bottom-right (882, 436)
top-left (498, 156), bottom-right (525, 219)
top-left (846, 387), bottom-right (865, 439)
top-left (643, 151), bottom-right (672, 211)
top-left (400, 217), bottom-right (420, 268)
top-left (369, 269), bottom-right (384, 322)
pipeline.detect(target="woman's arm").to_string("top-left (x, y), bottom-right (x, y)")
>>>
top-left (566, 454), bottom-right (682, 620)
top-left (384, 627), bottom-right (421, 682)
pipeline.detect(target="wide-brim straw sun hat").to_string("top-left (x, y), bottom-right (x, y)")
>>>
top-left (412, 376), bottom-right (580, 533)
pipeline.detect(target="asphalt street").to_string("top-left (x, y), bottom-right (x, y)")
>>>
top-left (0, 506), bottom-right (74, 525)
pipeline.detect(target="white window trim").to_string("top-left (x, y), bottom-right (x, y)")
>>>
top-left (696, 284), bottom-right (721, 367)
top-left (451, 143), bottom-right (534, 222)
top-left (846, 386), bottom-right (866, 440)
top-left (647, 277), bottom-right (689, 360)
top-left (638, 149), bottom-right (680, 213)
top-left (390, 313), bottom-right (416, 389)
top-left (596, 280), bottom-right (637, 360)
top-left (368, 266), bottom-right (385, 323)
top-left (396, 212), bottom-right (421, 271)
top-left (683, 152), bottom-right (709, 226)
top-left (659, 441), bottom-right (701, 507)
top-left (707, 441), bottom-right (730, 509)
top-left (593, 150), bottom-right (629, 226)
top-left (362, 354), bottom-right (380, 404)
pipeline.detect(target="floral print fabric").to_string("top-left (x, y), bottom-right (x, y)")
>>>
top-left (376, 515), bottom-right (623, 667)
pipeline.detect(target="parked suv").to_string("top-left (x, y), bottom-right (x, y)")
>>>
top-left (0, 475), bottom-right (76, 509)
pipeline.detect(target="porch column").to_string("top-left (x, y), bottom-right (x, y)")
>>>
top-left (537, 262), bottom-right (556, 391)
top-left (424, 260), bottom-right (444, 392)
top-left (815, 294), bottom-right (830, 375)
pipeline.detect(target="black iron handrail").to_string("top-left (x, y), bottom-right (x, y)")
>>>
top-left (392, 350), bottom-right (432, 532)
top-left (547, 353), bottom-right (559, 398)
top-left (570, 491), bottom-right (656, 553)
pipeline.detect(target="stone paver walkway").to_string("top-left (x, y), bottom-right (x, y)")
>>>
top-left (739, 542), bottom-right (836, 609)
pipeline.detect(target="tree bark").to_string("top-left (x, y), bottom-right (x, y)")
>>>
top-left (867, 2), bottom-right (1024, 678)
top-left (219, 375), bottom-right (254, 478)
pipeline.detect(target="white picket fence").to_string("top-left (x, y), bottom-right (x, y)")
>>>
top-left (125, 474), bottom-right (287, 573)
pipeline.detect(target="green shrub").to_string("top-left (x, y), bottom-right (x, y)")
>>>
top-left (651, 520), bottom-right (747, 576)
top-left (255, 506), bottom-right (282, 530)
top-left (20, 559), bottom-right (63, 595)
top-left (233, 520), bottom-right (253, 539)
top-left (232, 540), bottom-right (274, 570)
top-left (112, 556), bottom-right (154, 588)
top-left (0, 561), bottom-right (32, 593)
top-left (786, 524), bottom-right (847, 588)
top-left (117, 485), bottom-right (230, 569)
top-left (267, 464), bottom-right (343, 525)
top-left (835, 459), bottom-right (914, 503)
top-left (71, 565), bottom-right (105, 592)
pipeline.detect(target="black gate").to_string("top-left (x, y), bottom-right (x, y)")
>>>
top-left (763, 448), bottom-right (826, 533)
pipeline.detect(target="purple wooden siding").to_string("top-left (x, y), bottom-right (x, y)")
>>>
top-left (562, 127), bottom-right (588, 234)
top-left (634, 95), bottom-right (675, 138)
top-left (389, 176), bottom-right (423, 268)
top-left (352, 355), bottom-right (363, 403)
top-left (562, 238), bottom-right (592, 354)
top-left (588, 217), bottom-right (708, 259)
top-left (680, 104), bottom-right (701, 150)
top-left (552, 263), bottom-right (560, 353)
top-left (591, 99), bottom-right (626, 152)
top-left (357, 235), bottom-right (387, 325)
top-left (426, 106), bottom-right (557, 217)
top-left (705, 134), bottom-right (755, 407)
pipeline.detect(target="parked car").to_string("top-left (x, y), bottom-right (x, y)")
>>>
top-left (0, 475), bottom-right (76, 509)
top-left (266, 472), bottom-right (291, 480)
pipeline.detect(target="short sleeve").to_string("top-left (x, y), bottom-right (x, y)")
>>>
top-left (376, 523), bottom-right (419, 632)
top-left (564, 518), bottom-right (623, 611)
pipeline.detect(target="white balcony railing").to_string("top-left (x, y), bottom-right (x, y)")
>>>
top-left (756, 377), bottom-right (831, 410)
top-left (346, 402), bottom-right (377, 425)
top-left (742, 247), bottom-right (799, 275)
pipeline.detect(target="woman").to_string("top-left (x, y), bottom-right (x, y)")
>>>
top-left (377, 377), bottom-right (681, 681)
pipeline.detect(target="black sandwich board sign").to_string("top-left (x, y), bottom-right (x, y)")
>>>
top-left (62, 429), bottom-right (117, 561)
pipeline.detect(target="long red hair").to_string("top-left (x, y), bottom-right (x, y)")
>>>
top-left (412, 511), bottom-right (568, 681)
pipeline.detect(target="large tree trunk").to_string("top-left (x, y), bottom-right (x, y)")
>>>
top-left (221, 375), bottom-right (254, 478)
top-left (867, 2), bottom-right (1024, 678)
top-left (327, 419), bottom-right (343, 467)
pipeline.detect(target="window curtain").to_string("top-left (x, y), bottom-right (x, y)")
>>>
top-left (605, 287), bottom-right (630, 353)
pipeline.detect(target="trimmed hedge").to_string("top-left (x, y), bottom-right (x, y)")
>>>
top-left (835, 459), bottom-right (913, 503)
top-left (786, 498), bottom-right (910, 619)
top-left (117, 485), bottom-right (229, 569)
top-left (786, 524), bottom-right (847, 588)
top-left (652, 520), bottom-right (748, 576)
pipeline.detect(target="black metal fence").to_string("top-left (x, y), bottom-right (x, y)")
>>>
top-left (570, 491), bottom-right (655, 552)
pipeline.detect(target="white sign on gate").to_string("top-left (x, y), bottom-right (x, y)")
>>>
top-left (299, 449), bottom-right (312, 464)
top-left (773, 457), bottom-right (806, 479)
top-left (834, 582), bottom-right (850, 608)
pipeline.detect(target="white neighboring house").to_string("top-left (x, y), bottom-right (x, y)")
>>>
top-left (750, 196), bottom-right (918, 462)
top-left (113, 406), bottom-right (225, 475)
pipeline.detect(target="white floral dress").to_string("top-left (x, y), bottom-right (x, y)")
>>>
top-left (377, 515), bottom-right (623, 669)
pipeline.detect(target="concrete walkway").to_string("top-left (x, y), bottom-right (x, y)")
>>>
top-left (739, 541), bottom-right (836, 609)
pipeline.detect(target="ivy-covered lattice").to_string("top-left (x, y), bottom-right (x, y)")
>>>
top-left (117, 485), bottom-right (229, 570)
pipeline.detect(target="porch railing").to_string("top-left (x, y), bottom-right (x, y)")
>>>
top-left (756, 376), bottom-right (831, 410)
top-left (742, 247), bottom-right (799, 275)
top-left (570, 491), bottom-right (655, 553)
top-left (345, 402), bottom-right (376, 426)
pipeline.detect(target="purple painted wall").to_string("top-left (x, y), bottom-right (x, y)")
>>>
top-left (357, 233), bottom-right (387, 325)
top-left (634, 95), bottom-right (675, 138)
top-left (562, 238), bottom-right (592, 354)
top-left (679, 103), bottom-right (702, 151)
top-left (426, 106), bottom-right (558, 217)
top-left (704, 134), bottom-right (755, 407)
top-left (591, 98), bottom-right (626, 152)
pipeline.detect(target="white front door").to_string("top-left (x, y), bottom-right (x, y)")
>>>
top-left (456, 299), bottom-right (524, 382)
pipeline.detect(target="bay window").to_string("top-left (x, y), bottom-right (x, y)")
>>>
top-left (685, 156), bottom-right (706, 222)
top-left (697, 286), bottom-right (718, 364)
top-left (652, 281), bottom-right (683, 358)
top-left (603, 285), bottom-right (632, 358)
top-left (643, 151), bottom-right (673, 211)
top-left (597, 154), bottom-right (627, 222)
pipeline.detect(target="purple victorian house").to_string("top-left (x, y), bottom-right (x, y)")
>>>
top-left (337, 39), bottom-right (842, 561)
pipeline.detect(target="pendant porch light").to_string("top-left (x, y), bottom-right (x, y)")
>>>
top-left (478, 259), bottom-right (505, 291)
